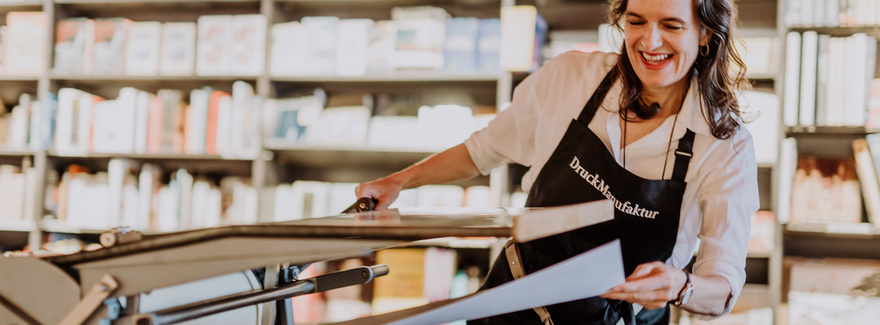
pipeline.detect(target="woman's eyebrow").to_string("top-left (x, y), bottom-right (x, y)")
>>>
top-left (625, 11), bottom-right (687, 25)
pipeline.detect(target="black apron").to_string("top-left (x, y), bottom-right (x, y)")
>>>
top-left (469, 68), bottom-right (695, 325)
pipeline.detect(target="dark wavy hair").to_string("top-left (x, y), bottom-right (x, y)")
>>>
top-left (609, 0), bottom-right (750, 140)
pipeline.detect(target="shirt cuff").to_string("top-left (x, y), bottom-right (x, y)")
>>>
top-left (463, 130), bottom-right (507, 176)
top-left (692, 259), bottom-right (744, 317)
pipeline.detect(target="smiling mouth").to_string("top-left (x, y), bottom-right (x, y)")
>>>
top-left (641, 52), bottom-right (672, 65)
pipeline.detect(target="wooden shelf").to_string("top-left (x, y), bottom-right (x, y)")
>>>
top-left (0, 76), bottom-right (40, 81)
top-left (50, 75), bottom-right (257, 81)
top-left (270, 73), bottom-right (502, 83)
top-left (747, 252), bottom-right (772, 259)
top-left (757, 162), bottom-right (775, 169)
top-left (0, 148), bottom-right (35, 156)
top-left (785, 223), bottom-right (880, 237)
top-left (0, 220), bottom-right (36, 232)
top-left (785, 125), bottom-right (880, 135)
top-left (745, 73), bottom-right (776, 80)
top-left (787, 26), bottom-right (880, 37)
top-left (47, 151), bottom-right (252, 161)
top-left (54, 0), bottom-right (258, 3)
top-left (266, 140), bottom-right (440, 168)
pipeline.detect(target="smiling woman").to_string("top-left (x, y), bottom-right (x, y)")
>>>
top-left (354, 0), bottom-right (759, 324)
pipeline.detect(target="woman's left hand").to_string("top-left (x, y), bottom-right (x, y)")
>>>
top-left (599, 261), bottom-right (687, 310)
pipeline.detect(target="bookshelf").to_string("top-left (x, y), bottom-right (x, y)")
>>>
top-left (0, 0), bottom-right (796, 324)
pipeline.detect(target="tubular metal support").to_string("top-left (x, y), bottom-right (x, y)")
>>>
top-left (143, 280), bottom-right (315, 325)
top-left (134, 264), bottom-right (389, 325)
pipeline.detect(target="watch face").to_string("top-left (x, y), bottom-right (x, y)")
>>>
top-left (682, 286), bottom-right (694, 304)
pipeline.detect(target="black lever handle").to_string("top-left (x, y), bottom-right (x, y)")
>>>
top-left (342, 197), bottom-right (379, 214)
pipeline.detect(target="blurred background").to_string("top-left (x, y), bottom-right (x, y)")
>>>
top-left (0, 0), bottom-right (879, 324)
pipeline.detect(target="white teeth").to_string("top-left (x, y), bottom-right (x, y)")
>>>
top-left (641, 52), bottom-right (671, 62)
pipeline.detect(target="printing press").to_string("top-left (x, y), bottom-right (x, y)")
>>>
top-left (0, 199), bottom-right (614, 325)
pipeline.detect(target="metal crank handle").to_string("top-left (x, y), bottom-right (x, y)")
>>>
top-left (342, 197), bottom-right (379, 214)
top-left (124, 264), bottom-right (390, 325)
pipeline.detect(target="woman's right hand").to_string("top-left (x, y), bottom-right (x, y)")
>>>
top-left (355, 175), bottom-right (406, 210)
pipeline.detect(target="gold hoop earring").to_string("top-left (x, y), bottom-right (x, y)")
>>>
top-left (700, 44), bottom-right (710, 56)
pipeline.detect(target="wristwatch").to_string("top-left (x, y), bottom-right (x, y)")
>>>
top-left (673, 271), bottom-right (693, 306)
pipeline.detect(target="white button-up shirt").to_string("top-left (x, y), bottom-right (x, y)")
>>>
top-left (464, 51), bottom-right (759, 314)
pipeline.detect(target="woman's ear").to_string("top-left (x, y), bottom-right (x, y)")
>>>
top-left (699, 27), bottom-right (711, 47)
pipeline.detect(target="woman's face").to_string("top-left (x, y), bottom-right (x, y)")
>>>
top-left (624, 0), bottom-right (709, 90)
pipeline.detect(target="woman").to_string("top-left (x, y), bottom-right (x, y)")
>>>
top-left (356, 0), bottom-right (759, 323)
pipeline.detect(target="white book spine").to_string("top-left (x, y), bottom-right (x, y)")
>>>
top-left (76, 93), bottom-right (94, 153)
top-left (196, 15), bottom-right (233, 76)
top-left (55, 88), bottom-right (83, 154)
top-left (335, 19), bottom-right (373, 76)
top-left (204, 188), bottom-right (222, 227)
top-left (157, 185), bottom-right (179, 232)
top-left (186, 89), bottom-right (208, 154)
top-left (799, 31), bottom-right (818, 126)
top-left (783, 31), bottom-right (802, 126)
top-left (122, 184), bottom-right (138, 229)
top-left (125, 21), bottom-right (162, 76)
top-left (117, 87), bottom-right (138, 152)
top-left (176, 169), bottom-right (193, 230)
top-left (270, 22), bottom-right (307, 76)
top-left (134, 91), bottom-right (150, 153)
top-left (777, 138), bottom-right (798, 224)
top-left (190, 181), bottom-right (210, 229)
top-left (136, 169), bottom-right (153, 231)
top-left (301, 16), bottom-right (339, 75)
top-left (215, 95), bottom-right (233, 158)
top-left (107, 159), bottom-right (124, 227)
top-left (160, 22), bottom-right (197, 76)
top-left (230, 14), bottom-right (267, 76)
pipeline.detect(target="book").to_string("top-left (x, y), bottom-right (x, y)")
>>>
top-left (392, 11), bottom-right (447, 70)
top-left (134, 91), bottom-right (150, 154)
top-left (125, 21), bottom-right (162, 76)
top-left (0, 166), bottom-right (26, 221)
top-left (230, 81), bottom-right (261, 159)
top-left (335, 19), bottom-right (373, 77)
top-left (373, 248), bottom-right (429, 313)
top-left (160, 22), bottom-right (197, 76)
top-left (367, 115), bottom-right (421, 148)
top-left (230, 14), bottom-right (267, 77)
top-left (777, 138), bottom-right (797, 224)
top-left (740, 37), bottom-right (777, 76)
top-left (790, 157), bottom-right (862, 225)
top-left (443, 18), bottom-right (479, 74)
top-left (55, 88), bottom-right (85, 155)
top-left (289, 180), bottom-right (329, 220)
top-left (304, 106), bottom-right (371, 146)
top-left (54, 18), bottom-right (95, 75)
top-left (93, 18), bottom-right (133, 76)
top-left (157, 89), bottom-right (184, 153)
top-left (787, 258), bottom-right (880, 325)
top-left (783, 31), bottom-right (801, 126)
top-left (815, 34), bottom-right (829, 126)
top-left (196, 15), bottom-right (233, 76)
top-left (5, 12), bottom-right (48, 76)
top-left (500, 5), bottom-right (547, 72)
top-left (269, 21), bottom-right (307, 76)
top-left (748, 211), bottom-right (775, 254)
top-left (798, 31), bottom-right (818, 126)
top-left (476, 19), bottom-right (501, 74)
top-left (79, 93), bottom-right (103, 153)
top-left (866, 79), bottom-right (880, 128)
top-left (206, 91), bottom-right (230, 155)
top-left (27, 99), bottom-right (40, 151)
top-left (186, 87), bottom-right (211, 155)
top-left (301, 16), bottom-right (339, 75)
top-left (147, 94), bottom-right (164, 153)
top-left (214, 93), bottom-right (233, 157)
top-left (464, 186), bottom-right (491, 208)
top-left (853, 138), bottom-right (880, 224)
top-left (365, 21), bottom-right (397, 75)
top-left (7, 94), bottom-right (30, 148)
top-left (176, 169), bottom-right (193, 230)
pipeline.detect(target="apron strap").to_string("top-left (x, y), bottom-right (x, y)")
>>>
top-left (577, 67), bottom-right (619, 123)
top-left (504, 241), bottom-right (555, 325)
top-left (671, 129), bottom-right (696, 181)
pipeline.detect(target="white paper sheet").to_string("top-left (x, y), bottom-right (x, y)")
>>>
top-left (333, 239), bottom-right (625, 325)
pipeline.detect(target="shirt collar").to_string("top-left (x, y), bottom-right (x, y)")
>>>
top-left (676, 75), bottom-right (714, 139)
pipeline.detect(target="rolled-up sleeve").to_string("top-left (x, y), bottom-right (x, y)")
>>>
top-left (464, 70), bottom-right (544, 175)
top-left (692, 129), bottom-right (760, 316)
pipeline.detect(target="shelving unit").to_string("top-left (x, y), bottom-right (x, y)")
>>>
top-left (0, 0), bottom-right (805, 324)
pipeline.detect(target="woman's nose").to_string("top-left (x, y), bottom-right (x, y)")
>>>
top-left (640, 25), bottom-right (663, 50)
